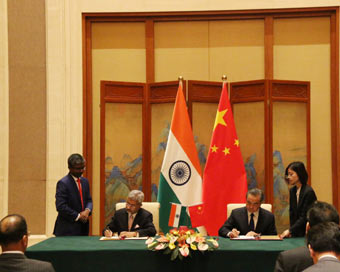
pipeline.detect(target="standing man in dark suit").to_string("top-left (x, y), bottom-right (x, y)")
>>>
top-left (303, 222), bottom-right (340, 272)
top-left (53, 153), bottom-right (93, 236)
top-left (0, 214), bottom-right (55, 272)
top-left (103, 190), bottom-right (156, 237)
top-left (218, 188), bottom-right (277, 238)
top-left (274, 201), bottom-right (339, 272)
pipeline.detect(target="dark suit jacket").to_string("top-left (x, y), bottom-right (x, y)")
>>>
top-left (53, 173), bottom-right (93, 236)
top-left (104, 208), bottom-right (156, 237)
top-left (289, 184), bottom-right (317, 237)
top-left (303, 256), bottom-right (340, 272)
top-left (0, 253), bottom-right (55, 272)
top-left (274, 246), bottom-right (313, 272)
top-left (218, 207), bottom-right (277, 237)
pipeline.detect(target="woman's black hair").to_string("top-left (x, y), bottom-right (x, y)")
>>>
top-left (285, 161), bottom-right (308, 185)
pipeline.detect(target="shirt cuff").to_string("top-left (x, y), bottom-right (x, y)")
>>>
top-left (75, 213), bottom-right (80, 221)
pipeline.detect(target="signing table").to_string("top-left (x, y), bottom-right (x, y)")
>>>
top-left (26, 236), bottom-right (305, 272)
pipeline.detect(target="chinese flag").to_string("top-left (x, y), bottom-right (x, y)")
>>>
top-left (188, 204), bottom-right (204, 228)
top-left (202, 81), bottom-right (248, 236)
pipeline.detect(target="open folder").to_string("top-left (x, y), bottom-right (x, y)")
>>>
top-left (230, 235), bottom-right (282, 241)
top-left (100, 236), bottom-right (148, 241)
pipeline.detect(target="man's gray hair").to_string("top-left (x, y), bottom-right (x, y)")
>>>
top-left (246, 188), bottom-right (264, 202)
top-left (128, 190), bottom-right (144, 204)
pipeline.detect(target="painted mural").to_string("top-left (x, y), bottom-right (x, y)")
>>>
top-left (105, 119), bottom-right (291, 232)
top-left (105, 120), bottom-right (207, 225)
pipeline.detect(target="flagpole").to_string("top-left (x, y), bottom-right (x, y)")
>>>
top-left (222, 75), bottom-right (229, 100)
top-left (178, 76), bottom-right (183, 91)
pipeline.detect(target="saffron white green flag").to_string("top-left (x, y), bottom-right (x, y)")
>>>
top-left (157, 81), bottom-right (203, 234)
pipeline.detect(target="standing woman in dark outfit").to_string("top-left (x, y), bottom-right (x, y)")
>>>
top-left (280, 161), bottom-right (317, 238)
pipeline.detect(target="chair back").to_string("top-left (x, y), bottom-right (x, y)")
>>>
top-left (115, 202), bottom-right (160, 234)
top-left (227, 203), bottom-right (272, 218)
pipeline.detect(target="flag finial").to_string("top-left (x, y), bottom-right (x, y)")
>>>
top-left (222, 75), bottom-right (227, 81)
top-left (178, 76), bottom-right (184, 82)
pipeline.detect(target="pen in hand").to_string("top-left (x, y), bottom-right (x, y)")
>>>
top-left (254, 233), bottom-right (261, 240)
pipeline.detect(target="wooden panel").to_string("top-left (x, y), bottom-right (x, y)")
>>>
top-left (188, 80), bottom-right (221, 102)
top-left (187, 80), bottom-right (222, 124)
top-left (149, 81), bottom-right (182, 102)
top-left (102, 81), bottom-right (145, 100)
top-left (145, 19), bottom-right (155, 83)
top-left (230, 80), bottom-right (266, 102)
top-left (100, 81), bottom-right (146, 230)
top-left (83, 8), bottom-right (336, 22)
top-left (264, 16), bottom-right (273, 79)
top-left (330, 11), bottom-right (340, 210)
top-left (272, 80), bottom-right (309, 100)
top-left (83, 18), bottom-right (93, 201)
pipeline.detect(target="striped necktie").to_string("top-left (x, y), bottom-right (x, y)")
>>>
top-left (249, 213), bottom-right (255, 231)
top-left (128, 214), bottom-right (134, 231)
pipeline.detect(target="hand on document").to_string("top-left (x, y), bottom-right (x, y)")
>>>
top-left (246, 231), bottom-right (261, 238)
top-left (104, 229), bottom-right (113, 237)
top-left (228, 228), bottom-right (241, 238)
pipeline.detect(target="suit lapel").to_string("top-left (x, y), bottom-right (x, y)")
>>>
top-left (291, 186), bottom-right (298, 210)
top-left (242, 207), bottom-right (249, 232)
top-left (297, 185), bottom-right (306, 209)
top-left (123, 209), bottom-right (129, 230)
top-left (255, 208), bottom-right (263, 233)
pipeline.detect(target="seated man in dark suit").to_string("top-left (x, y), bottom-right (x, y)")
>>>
top-left (274, 201), bottom-right (339, 272)
top-left (0, 214), bottom-right (55, 272)
top-left (103, 190), bottom-right (156, 238)
top-left (218, 188), bottom-right (277, 238)
top-left (303, 222), bottom-right (340, 272)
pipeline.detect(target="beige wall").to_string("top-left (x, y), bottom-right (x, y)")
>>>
top-left (7, 0), bottom-right (46, 234)
top-left (0, 1), bottom-right (339, 238)
top-left (274, 17), bottom-right (331, 202)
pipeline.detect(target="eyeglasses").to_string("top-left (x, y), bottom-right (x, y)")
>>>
top-left (126, 202), bottom-right (140, 207)
top-left (71, 166), bottom-right (86, 171)
top-left (246, 201), bottom-right (260, 206)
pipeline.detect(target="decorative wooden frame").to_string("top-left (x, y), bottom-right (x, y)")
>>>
top-left (100, 80), bottom-right (180, 230)
top-left (230, 79), bottom-right (310, 204)
top-left (83, 7), bottom-right (340, 213)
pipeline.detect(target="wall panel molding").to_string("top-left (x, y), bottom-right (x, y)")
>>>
top-left (0, 0), bottom-right (9, 219)
top-left (45, 0), bottom-right (83, 235)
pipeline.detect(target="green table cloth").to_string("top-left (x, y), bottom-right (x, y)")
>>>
top-left (26, 236), bottom-right (305, 272)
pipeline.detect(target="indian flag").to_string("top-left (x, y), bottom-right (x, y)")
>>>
top-left (157, 80), bottom-right (203, 234)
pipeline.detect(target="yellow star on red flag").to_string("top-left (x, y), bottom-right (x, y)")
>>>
top-left (222, 147), bottom-right (230, 155)
top-left (213, 109), bottom-right (227, 130)
top-left (211, 145), bottom-right (218, 153)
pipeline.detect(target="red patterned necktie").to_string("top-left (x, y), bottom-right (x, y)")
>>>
top-left (77, 178), bottom-right (84, 210)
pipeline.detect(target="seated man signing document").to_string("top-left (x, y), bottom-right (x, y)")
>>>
top-left (219, 188), bottom-right (277, 238)
top-left (103, 190), bottom-right (156, 238)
